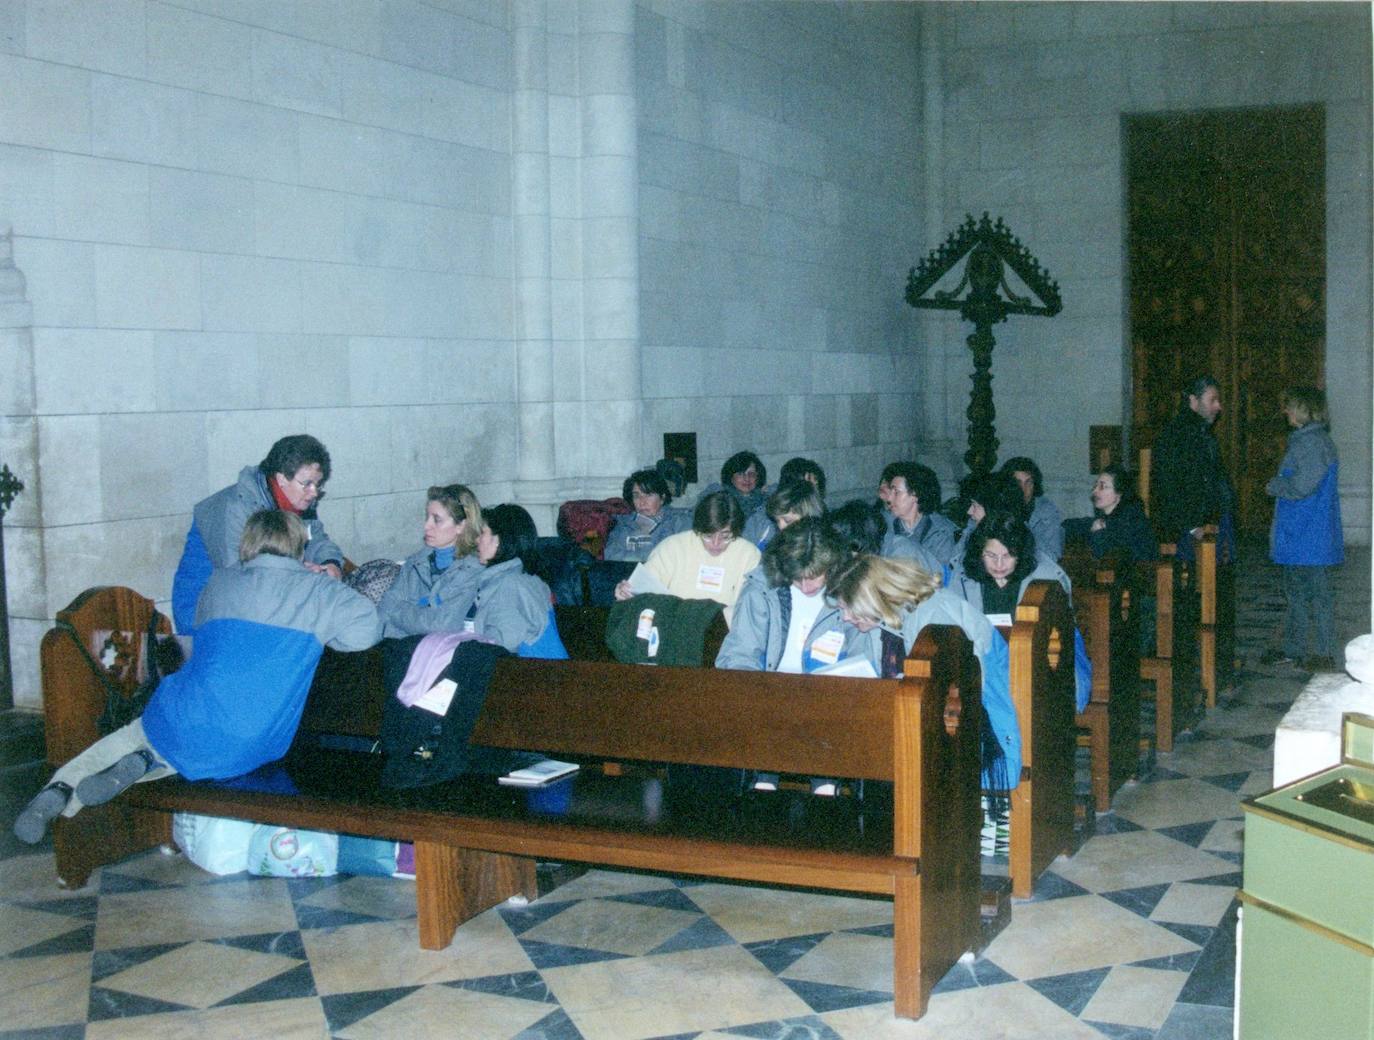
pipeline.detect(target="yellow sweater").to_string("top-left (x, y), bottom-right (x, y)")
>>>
top-left (643, 531), bottom-right (761, 626)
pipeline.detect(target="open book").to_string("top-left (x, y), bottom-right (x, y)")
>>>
top-left (498, 759), bottom-right (580, 787)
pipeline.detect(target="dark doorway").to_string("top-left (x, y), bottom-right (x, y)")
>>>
top-left (1126, 104), bottom-right (1325, 537)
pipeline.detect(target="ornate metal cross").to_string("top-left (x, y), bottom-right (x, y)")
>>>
top-left (905, 213), bottom-right (1061, 477)
top-left (0, 463), bottom-right (23, 707)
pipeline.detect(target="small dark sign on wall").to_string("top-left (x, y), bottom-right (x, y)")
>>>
top-left (663, 432), bottom-right (697, 484)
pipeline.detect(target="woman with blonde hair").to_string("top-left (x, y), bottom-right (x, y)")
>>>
top-left (378, 484), bottom-right (485, 638)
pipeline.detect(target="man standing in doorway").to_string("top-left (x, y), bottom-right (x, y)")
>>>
top-left (1150, 375), bottom-right (1235, 562)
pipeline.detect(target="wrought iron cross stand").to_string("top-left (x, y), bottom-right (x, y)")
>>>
top-left (905, 213), bottom-right (1062, 478)
top-left (0, 464), bottom-right (23, 707)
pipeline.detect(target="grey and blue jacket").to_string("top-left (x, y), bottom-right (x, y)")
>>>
top-left (715, 566), bottom-right (848, 671)
top-left (470, 558), bottom-right (553, 653)
top-left (378, 547), bottom-right (485, 639)
top-left (880, 512), bottom-right (952, 573)
top-left (604, 507), bottom-right (692, 562)
top-left (946, 554), bottom-right (1073, 615)
top-left (1028, 496), bottom-right (1064, 562)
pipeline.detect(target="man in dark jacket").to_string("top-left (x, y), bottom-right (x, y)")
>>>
top-left (1150, 376), bottom-right (1234, 558)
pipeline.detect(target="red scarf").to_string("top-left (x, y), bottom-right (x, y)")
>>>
top-left (268, 475), bottom-right (303, 515)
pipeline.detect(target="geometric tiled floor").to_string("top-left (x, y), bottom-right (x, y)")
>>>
top-left (1, 545), bottom-right (1367, 1039)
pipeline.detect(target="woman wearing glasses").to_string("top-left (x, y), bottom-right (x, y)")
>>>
top-left (947, 511), bottom-right (1071, 616)
top-left (614, 489), bottom-right (761, 625)
top-left (171, 434), bottom-right (345, 634)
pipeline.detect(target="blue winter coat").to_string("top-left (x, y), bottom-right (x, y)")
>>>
top-left (1269, 422), bottom-right (1343, 566)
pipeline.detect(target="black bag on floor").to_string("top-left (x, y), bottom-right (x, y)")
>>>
top-left (378, 637), bottom-right (520, 789)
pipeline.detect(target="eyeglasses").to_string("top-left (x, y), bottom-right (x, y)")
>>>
top-left (981, 550), bottom-right (1015, 566)
top-left (292, 477), bottom-right (323, 493)
top-left (702, 531), bottom-right (735, 548)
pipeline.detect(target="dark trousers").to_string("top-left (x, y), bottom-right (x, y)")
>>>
top-left (1282, 564), bottom-right (1337, 658)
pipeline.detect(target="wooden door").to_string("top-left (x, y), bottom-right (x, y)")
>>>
top-left (1127, 105), bottom-right (1325, 537)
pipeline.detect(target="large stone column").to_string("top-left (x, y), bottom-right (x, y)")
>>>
top-left (0, 224), bottom-right (44, 708)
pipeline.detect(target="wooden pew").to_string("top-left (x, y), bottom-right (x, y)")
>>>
top-left (39, 587), bottom-right (984, 1020)
top-left (1001, 580), bottom-right (1079, 899)
top-left (1062, 549), bottom-right (1142, 812)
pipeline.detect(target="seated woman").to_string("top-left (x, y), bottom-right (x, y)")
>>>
top-left (698, 450), bottom-right (769, 517)
top-left (1064, 464), bottom-right (1158, 563)
top-left (947, 511), bottom-right (1071, 618)
top-left (615, 490), bottom-right (761, 625)
top-left (951, 470), bottom-right (1025, 569)
top-left (15, 511), bottom-right (381, 844)
top-left (828, 499), bottom-right (887, 556)
top-left (825, 554), bottom-right (1018, 798)
top-left (172, 433), bottom-right (345, 634)
top-left (604, 468), bottom-right (690, 562)
top-left (470, 504), bottom-right (566, 655)
top-left (377, 484), bottom-right (485, 639)
top-left (743, 479), bottom-right (824, 549)
top-left (779, 456), bottom-right (826, 496)
top-left (1002, 456), bottom-right (1064, 562)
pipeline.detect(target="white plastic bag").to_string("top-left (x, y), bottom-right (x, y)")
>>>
top-left (172, 812), bottom-right (257, 875)
top-left (246, 825), bottom-right (338, 878)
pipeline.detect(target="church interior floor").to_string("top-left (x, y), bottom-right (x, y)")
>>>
top-left (1, 545), bottom-right (1368, 1040)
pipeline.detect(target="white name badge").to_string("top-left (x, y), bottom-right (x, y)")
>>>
top-left (809, 629), bottom-right (845, 665)
top-left (696, 564), bottom-right (725, 593)
top-left (985, 613), bottom-right (1013, 629)
top-left (463, 619), bottom-right (476, 634)
top-left (636, 608), bottom-right (656, 640)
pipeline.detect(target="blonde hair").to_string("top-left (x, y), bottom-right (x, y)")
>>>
top-left (1281, 386), bottom-right (1328, 427)
top-left (427, 484), bottom-right (482, 556)
top-left (826, 554), bottom-right (941, 629)
top-left (240, 510), bottom-right (306, 562)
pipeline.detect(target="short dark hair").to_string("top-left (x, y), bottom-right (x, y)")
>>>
top-left (779, 457), bottom-right (826, 497)
top-left (260, 434), bottom-right (331, 484)
top-left (962, 470), bottom-right (1026, 518)
top-left (693, 489), bottom-right (746, 537)
top-left (1182, 375), bottom-right (1219, 406)
top-left (826, 499), bottom-right (887, 555)
top-left (1001, 456), bottom-right (1043, 498)
top-left (963, 510), bottom-right (1036, 586)
top-left (482, 504), bottom-right (540, 573)
top-left (762, 517), bottom-right (847, 587)
top-left (765, 480), bottom-right (824, 523)
top-left (881, 461), bottom-right (941, 513)
top-left (721, 451), bottom-right (766, 489)
top-left (654, 458), bottom-right (687, 497)
top-left (623, 468), bottom-right (671, 506)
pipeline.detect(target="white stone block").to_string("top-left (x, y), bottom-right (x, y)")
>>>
top-left (146, 1), bottom-right (253, 99)
top-left (378, 0), bottom-right (459, 79)
top-left (0, 53), bottom-right (91, 153)
top-left (203, 410), bottom-right (307, 495)
top-left (13, 236), bottom-right (96, 328)
top-left (149, 167), bottom-right (256, 254)
top-left (640, 346), bottom-right (703, 400)
top-left (93, 244), bottom-right (202, 331)
top-left (200, 254), bottom-right (303, 334)
top-left (43, 515), bottom-right (188, 614)
top-left (344, 52), bottom-right (510, 152)
top-left (26, 0), bottom-right (145, 76)
top-left (91, 73), bottom-right (198, 169)
top-left (196, 93), bottom-right (300, 182)
top-left (9, 617), bottom-right (47, 709)
top-left (251, 27), bottom-right (343, 117)
top-left (99, 411), bottom-right (207, 519)
top-left (35, 414), bottom-right (102, 525)
top-left (581, 155), bottom-right (637, 218)
top-left (449, 13), bottom-right (511, 91)
top-left (50, 152), bottom-right (150, 246)
top-left (441, 274), bottom-right (513, 339)
top-left (32, 327), bottom-right (156, 414)
top-left (254, 333), bottom-right (350, 410)
top-left (548, 155), bottom-right (580, 218)
top-left (346, 337), bottom-right (428, 407)
top-left (0, 144), bottom-right (55, 239)
top-left (299, 262), bottom-right (386, 337)
top-left (153, 331), bottom-right (259, 412)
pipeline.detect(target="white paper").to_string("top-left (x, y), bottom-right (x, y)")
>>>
top-left (628, 564), bottom-right (671, 595)
top-left (809, 656), bottom-right (879, 679)
top-left (412, 678), bottom-right (458, 715)
top-left (499, 759), bottom-right (580, 787)
top-left (985, 613), bottom-right (1013, 629)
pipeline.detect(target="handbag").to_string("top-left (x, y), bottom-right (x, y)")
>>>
top-left (58, 606), bottom-right (182, 735)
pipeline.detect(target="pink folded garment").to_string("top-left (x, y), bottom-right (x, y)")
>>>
top-left (394, 630), bottom-right (496, 707)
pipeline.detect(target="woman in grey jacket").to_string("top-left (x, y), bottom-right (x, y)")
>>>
top-left (469, 504), bottom-right (559, 653)
top-left (947, 511), bottom-right (1072, 617)
top-left (378, 484), bottom-right (485, 638)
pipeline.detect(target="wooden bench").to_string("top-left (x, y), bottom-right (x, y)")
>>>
top-left (1062, 550), bottom-right (1142, 812)
top-left (39, 586), bottom-right (985, 1020)
top-left (1000, 580), bottom-right (1079, 899)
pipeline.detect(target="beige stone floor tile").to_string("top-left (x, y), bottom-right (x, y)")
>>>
top-left (683, 883), bottom-right (891, 943)
top-left (1049, 830), bottom-right (1237, 893)
top-left (106, 845), bottom-right (231, 886)
top-left (538, 868), bottom-right (678, 902)
top-left (84, 995), bottom-right (329, 1039)
top-left (1159, 737), bottom-right (1272, 777)
top-left (0, 951), bottom-right (92, 1030)
top-left (94, 877), bottom-right (295, 949)
top-left (303, 910), bottom-right (531, 994)
top-left (1080, 964), bottom-right (1187, 1029)
top-left (781, 930), bottom-right (893, 993)
top-left (1200, 817), bottom-right (1245, 853)
top-left (982, 894), bottom-right (1197, 978)
top-left (519, 896), bottom-right (700, 956)
top-left (0, 901), bottom-right (91, 956)
top-left (293, 875), bottom-right (416, 920)
top-left (823, 982), bottom-right (1106, 1039)
top-left (336, 981), bottom-right (553, 1040)
top-left (98, 939), bottom-right (302, 1008)
top-left (0, 851), bottom-right (99, 902)
top-left (542, 944), bottom-right (810, 1040)
top-left (1111, 777), bottom-right (1244, 829)
top-left (1150, 881), bottom-right (1238, 927)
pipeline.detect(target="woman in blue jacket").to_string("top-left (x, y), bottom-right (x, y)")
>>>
top-left (16, 511), bottom-right (381, 844)
top-left (1265, 386), bottom-right (1343, 670)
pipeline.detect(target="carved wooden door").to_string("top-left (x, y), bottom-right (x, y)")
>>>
top-left (1127, 105), bottom-right (1325, 537)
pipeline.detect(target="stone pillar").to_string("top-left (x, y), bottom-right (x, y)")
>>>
top-left (511, 0), bottom-right (560, 530)
top-left (0, 224), bottom-right (44, 708)
top-left (576, 0), bottom-right (641, 495)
